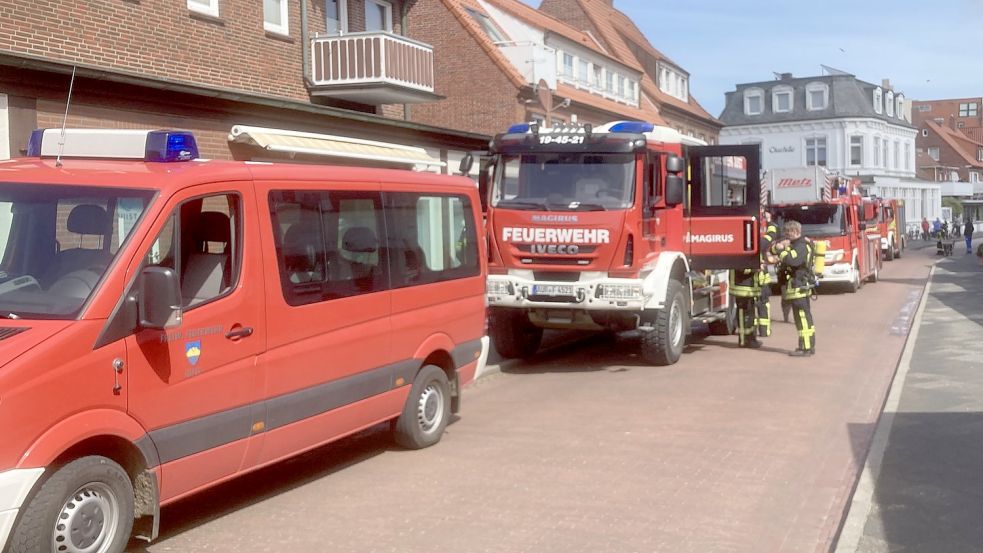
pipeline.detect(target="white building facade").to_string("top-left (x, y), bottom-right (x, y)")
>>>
top-left (719, 73), bottom-right (941, 226)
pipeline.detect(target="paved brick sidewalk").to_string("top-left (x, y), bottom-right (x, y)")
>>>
top-left (835, 250), bottom-right (983, 552)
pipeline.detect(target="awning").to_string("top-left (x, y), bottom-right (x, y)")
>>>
top-left (228, 125), bottom-right (444, 169)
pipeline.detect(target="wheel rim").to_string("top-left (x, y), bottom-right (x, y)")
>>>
top-left (416, 382), bottom-right (445, 435)
top-left (669, 300), bottom-right (683, 347)
top-left (53, 482), bottom-right (120, 553)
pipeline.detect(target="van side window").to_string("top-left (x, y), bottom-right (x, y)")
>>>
top-left (385, 193), bottom-right (479, 287)
top-left (270, 190), bottom-right (388, 306)
top-left (142, 193), bottom-right (241, 309)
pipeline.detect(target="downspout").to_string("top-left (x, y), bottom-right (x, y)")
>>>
top-left (401, 1), bottom-right (411, 121)
top-left (301, 0), bottom-right (313, 87)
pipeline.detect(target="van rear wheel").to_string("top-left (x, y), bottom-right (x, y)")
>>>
top-left (394, 365), bottom-right (452, 449)
top-left (8, 456), bottom-right (134, 553)
top-left (489, 309), bottom-right (542, 359)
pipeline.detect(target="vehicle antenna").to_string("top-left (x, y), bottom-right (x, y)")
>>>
top-left (55, 65), bottom-right (77, 168)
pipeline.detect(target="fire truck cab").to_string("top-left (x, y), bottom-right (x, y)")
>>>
top-left (484, 121), bottom-right (761, 366)
top-left (767, 168), bottom-right (882, 293)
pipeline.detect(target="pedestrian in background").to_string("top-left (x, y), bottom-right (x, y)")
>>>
top-left (933, 218), bottom-right (942, 238)
top-left (921, 217), bottom-right (930, 241)
top-left (966, 218), bottom-right (976, 254)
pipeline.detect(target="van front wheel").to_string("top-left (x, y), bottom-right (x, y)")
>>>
top-left (394, 365), bottom-right (452, 449)
top-left (8, 456), bottom-right (134, 553)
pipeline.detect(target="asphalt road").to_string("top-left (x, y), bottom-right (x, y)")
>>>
top-left (133, 248), bottom-right (936, 553)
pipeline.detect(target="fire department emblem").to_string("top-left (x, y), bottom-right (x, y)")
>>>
top-left (185, 340), bottom-right (202, 366)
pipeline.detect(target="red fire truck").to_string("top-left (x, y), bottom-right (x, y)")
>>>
top-left (876, 197), bottom-right (906, 260)
top-left (767, 168), bottom-right (882, 292)
top-left (483, 121), bottom-right (761, 365)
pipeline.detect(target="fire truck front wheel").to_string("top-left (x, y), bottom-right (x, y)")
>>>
top-left (8, 456), bottom-right (135, 553)
top-left (641, 280), bottom-right (688, 366)
top-left (489, 308), bottom-right (543, 359)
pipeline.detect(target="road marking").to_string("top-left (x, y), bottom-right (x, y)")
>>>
top-left (889, 288), bottom-right (923, 336)
top-left (833, 265), bottom-right (935, 553)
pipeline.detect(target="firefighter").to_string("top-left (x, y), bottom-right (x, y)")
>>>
top-left (756, 211), bottom-right (780, 337)
top-left (774, 220), bottom-right (816, 356)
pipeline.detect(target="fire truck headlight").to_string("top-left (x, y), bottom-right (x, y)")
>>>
top-left (597, 284), bottom-right (642, 300)
top-left (487, 279), bottom-right (514, 296)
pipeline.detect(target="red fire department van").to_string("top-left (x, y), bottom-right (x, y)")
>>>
top-left (482, 121), bottom-right (761, 366)
top-left (0, 129), bottom-right (488, 552)
top-left (877, 197), bottom-right (906, 260)
top-left (767, 168), bottom-right (882, 292)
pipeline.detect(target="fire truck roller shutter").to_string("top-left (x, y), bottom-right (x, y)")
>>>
top-left (641, 252), bottom-right (690, 310)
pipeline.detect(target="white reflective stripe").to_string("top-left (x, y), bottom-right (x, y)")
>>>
top-left (0, 468), bottom-right (45, 511)
top-left (0, 509), bottom-right (17, 552)
top-left (473, 336), bottom-right (491, 381)
top-left (0, 467), bottom-right (45, 551)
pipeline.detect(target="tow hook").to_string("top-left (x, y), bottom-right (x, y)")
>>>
top-left (575, 289), bottom-right (586, 303)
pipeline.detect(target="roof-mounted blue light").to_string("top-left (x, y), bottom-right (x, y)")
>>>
top-left (26, 129), bottom-right (44, 157)
top-left (608, 121), bottom-right (655, 134)
top-left (507, 123), bottom-right (531, 134)
top-left (144, 131), bottom-right (199, 162)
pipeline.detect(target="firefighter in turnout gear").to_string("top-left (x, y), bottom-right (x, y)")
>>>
top-left (729, 264), bottom-right (761, 348)
top-left (775, 220), bottom-right (816, 356)
top-left (756, 212), bottom-right (780, 337)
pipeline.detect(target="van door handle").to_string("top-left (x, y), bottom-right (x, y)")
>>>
top-left (225, 326), bottom-right (254, 339)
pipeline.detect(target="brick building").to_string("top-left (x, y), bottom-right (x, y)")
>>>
top-left (911, 97), bottom-right (983, 222)
top-left (404, 0), bottom-right (718, 140)
top-left (0, 0), bottom-right (488, 170)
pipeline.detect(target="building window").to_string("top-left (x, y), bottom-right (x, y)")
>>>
top-left (616, 75), bottom-right (625, 97)
top-left (465, 7), bottom-right (506, 42)
top-left (591, 66), bottom-right (603, 89)
top-left (744, 88), bottom-right (763, 115)
top-left (978, 148), bottom-right (983, 162)
top-left (561, 53), bottom-right (574, 77)
top-left (893, 140), bottom-right (899, 169)
top-left (873, 136), bottom-right (881, 166)
top-left (188, 0), bottom-right (219, 17)
top-left (896, 94), bottom-right (904, 120)
top-left (805, 137), bottom-right (827, 166)
top-left (922, 128), bottom-right (928, 137)
top-left (850, 135), bottom-right (863, 166)
top-left (806, 82), bottom-right (828, 111)
top-left (885, 91), bottom-right (895, 117)
top-left (773, 86), bottom-right (793, 113)
top-left (873, 87), bottom-right (883, 114)
top-left (972, 172), bottom-right (980, 183)
top-left (959, 102), bottom-right (979, 117)
top-left (263, 0), bottom-right (289, 35)
top-left (917, 104), bottom-right (932, 112)
top-left (365, 0), bottom-right (392, 31)
top-left (928, 147), bottom-right (940, 161)
top-left (883, 140), bottom-right (889, 168)
top-left (905, 142), bottom-right (911, 170)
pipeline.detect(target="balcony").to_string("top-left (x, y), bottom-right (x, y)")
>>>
top-left (309, 32), bottom-right (440, 105)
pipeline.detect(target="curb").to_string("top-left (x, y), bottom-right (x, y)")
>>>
top-left (831, 263), bottom-right (937, 553)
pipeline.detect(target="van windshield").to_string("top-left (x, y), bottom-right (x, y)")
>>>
top-left (0, 183), bottom-right (154, 319)
top-left (774, 204), bottom-right (846, 237)
top-left (492, 153), bottom-right (636, 211)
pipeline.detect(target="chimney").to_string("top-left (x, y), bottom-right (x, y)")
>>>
top-left (950, 114), bottom-right (957, 130)
top-left (882, 78), bottom-right (893, 91)
top-left (780, 72), bottom-right (793, 81)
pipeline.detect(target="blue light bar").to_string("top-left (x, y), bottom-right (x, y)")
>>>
top-left (506, 123), bottom-right (531, 134)
top-left (26, 129), bottom-right (44, 157)
top-left (608, 121), bottom-right (655, 133)
top-left (144, 131), bottom-right (199, 162)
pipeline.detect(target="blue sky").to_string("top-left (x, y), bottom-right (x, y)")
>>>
top-left (521, 0), bottom-right (983, 117)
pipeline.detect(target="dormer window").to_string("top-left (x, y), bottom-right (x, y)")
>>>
top-left (886, 91), bottom-right (895, 117)
top-left (896, 94), bottom-right (904, 120)
top-left (805, 82), bottom-right (828, 111)
top-left (744, 87), bottom-right (764, 115)
top-left (658, 63), bottom-right (689, 102)
top-left (772, 85), bottom-right (793, 113)
top-left (873, 87), bottom-right (883, 114)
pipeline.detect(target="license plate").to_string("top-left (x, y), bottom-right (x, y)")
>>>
top-left (532, 284), bottom-right (574, 296)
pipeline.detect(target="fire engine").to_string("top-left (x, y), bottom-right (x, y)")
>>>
top-left (483, 121), bottom-right (761, 365)
top-left (876, 197), bottom-right (906, 260)
top-left (766, 167), bottom-right (882, 292)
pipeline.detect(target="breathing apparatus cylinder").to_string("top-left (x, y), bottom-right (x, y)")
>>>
top-left (813, 240), bottom-right (827, 276)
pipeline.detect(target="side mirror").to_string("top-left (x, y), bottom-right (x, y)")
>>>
top-left (477, 158), bottom-right (493, 213)
top-left (139, 266), bottom-right (182, 330)
top-left (665, 174), bottom-right (685, 206)
top-left (459, 153), bottom-right (474, 176)
top-left (666, 155), bottom-right (684, 174)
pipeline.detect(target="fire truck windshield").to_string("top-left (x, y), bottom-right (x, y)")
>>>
top-left (492, 153), bottom-right (635, 211)
top-left (774, 204), bottom-right (846, 237)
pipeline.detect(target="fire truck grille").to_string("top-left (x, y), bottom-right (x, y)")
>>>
top-left (533, 272), bottom-right (581, 282)
top-left (0, 327), bottom-right (28, 341)
top-left (519, 257), bottom-right (589, 266)
top-left (515, 245), bottom-right (597, 254)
